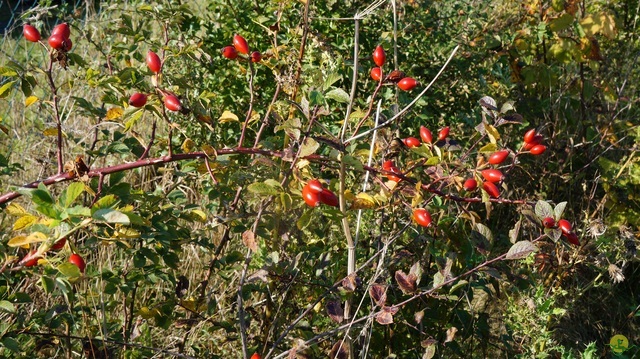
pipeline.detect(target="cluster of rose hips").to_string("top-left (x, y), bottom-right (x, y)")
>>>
top-left (301, 179), bottom-right (339, 208)
top-left (23, 23), bottom-right (73, 52)
top-left (462, 128), bottom-right (548, 198)
top-left (522, 128), bottom-right (546, 155)
top-left (369, 45), bottom-right (418, 91)
top-left (126, 50), bottom-right (183, 112)
top-left (221, 34), bottom-right (262, 63)
top-left (542, 217), bottom-right (580, 245)
top-left (20, 237), bottom-right (87, 273)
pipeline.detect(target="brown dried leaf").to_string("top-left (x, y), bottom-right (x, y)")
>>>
top-left (329, 340), bottom-right (349, 359)
top-left (414, 310), bottom-right (424, 324)
top-left (242, 230), bottom-right (258, 252)
top-left (445, 327), bottom-right (458, 343)
top-left (326, 301), bottom-right (344, 323)
top-left (341, 273), bottom-right (358, 292)
top-left (375, 306), bottom-right (398, 325)
top-left (395, 270), bottom-right (417, 294)
top-left (369, 284), bottom-right (387, 307)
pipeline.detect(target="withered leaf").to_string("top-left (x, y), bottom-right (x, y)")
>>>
top-left (326, 301), bottom-right (344, 323)
top-left (369, 284), bottom-right (387, 307)
top-left (395, 270), bottom-right (417, 294)
top-left (341, 273), bottom-right (358, 292)
top-left (445, 327), bottom-right (458, 343)
top-left (375, 306), bottom-right (398, 325)
top-left (329, 340), bottom-right (349, 359)
top-left (242, 230), bottom-right (258, 252)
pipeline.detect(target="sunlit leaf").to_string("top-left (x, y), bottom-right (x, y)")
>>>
top-left (25, 96), bottom-right (38, 107)
top-left (106, 107), bottom-right (123, 120)
top-left (505, 240), bottom-right (538, 260)
top-left (218, 110), bottom-right (239, 123)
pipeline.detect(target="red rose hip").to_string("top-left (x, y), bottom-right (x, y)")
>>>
top-left (221, 46), bottom-right (238, 60)
top-left (523, 129), bottom-right (537, 144)
top-left (373, 45), bottom-right (386, 67)
top-left (420, 126), bottom-right (433, 144)
top-left (163, 95), bottom-right (182, 112)
top-left (542, 217), bottom-right (556, 228)
top-left (437, 126), bottom-right (450, 141)
top-left (463, 178), bottom-right (478, 191)
top-left (370, 67), bottom-right (382, 82)
top-left (23, 24), bottom-right (41, 42)
top-left (413, 208), bottom-right (432, 227)
top-left (482, 181), bottom-right (500, 198)
top-left (233, 34), bottom-right (249, 54)
top-left (481, 169), bottom-right (503, 183)
top-left (302, 184), bottom-right (320, 207)
top-left (250, 51), bottom-right (262, 62)
top-left (397, 77), bottom-right (417, 91)
top-left (558, 219), bottom-right (572, 235)
top-left (488, 150), bottom-right (509, 165)
top-left (306, 179), bottom-right (324, 194)
top-left (48, 34), bottom-right (65, 49)
top-left (129, 93), bottom-right (148, 107)
top-left (402, 137), bottom-right (421, 148)
top-left (529, 145), bottom-right (547, 155)
top-left (318, 189), bottom-right (339, 207)
top-left (146, 50), bottom-right (162, 73)
top-left (69, 253), bottom-right (86, 273)
top-left (52, 23), bottom-right (71, 39)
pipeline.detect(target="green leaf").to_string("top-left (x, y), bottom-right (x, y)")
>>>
top-left (535, 200), bottom-right (554, 219)
top-left (505, 241), bottom-right (538, 260)
top-left (0, 81), bottom-right (16, 98)
top-left (247, 181), bottom-right (279, 196)
top-left (92, 194), bottom-right (118, 212)
top-left (41, 276), bottom-right (56, 294)
top-left (299, 137), bottom-right (319, 158)
top-left (323, 72), bottom-right (341, 91)
top-left (309, 91), bottom-right (324, 106)
top-left (123, 107), bottom-right (145, 132)
top-left (549, 13), bottom-right (575, 32)
top-left (57, 262), bottom-right (81, 278)
top-left (554, 202), bottom-right (567, 219)
top-left (0, 300), bottom-right (16, 314)
top-left (297, 209), bottom-right (313, 230)
top-left (63, 182), bottom-right (85, 207)
top-left (0, 67), bottom-right (18, 77)
top-left (93, 208), bottom-right (131, 224)
top-left (0, 337), bottom-right (21, 353)
top-left (325, 88), bottom-right (350, 103)
top-left (343, 155), bottom-right (363, 172)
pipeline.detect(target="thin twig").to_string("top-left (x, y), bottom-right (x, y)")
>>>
top-left (346, 45), bottom-right (460, 144)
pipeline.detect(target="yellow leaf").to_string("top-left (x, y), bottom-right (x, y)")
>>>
top-left (601, 13), bottom-right (617, 39)
top-left (201, 144), bottom-right (217, 159)
top-left (180, 298), bottom-right (197, 312)
top-left (106, 107), bottom-right (124, 120)
top-left (580, 15), bottom-right (601, 37)
top-left (181, 138), bottom-right (195, 153)
top-left (485, 124), bottom-right (500, 144)
top-left (350, 192), bottom-right (377, 210)
top-left (43, 128), bottom-right (59, 136)
top-left (114, 228), bottom-right (140, 239)
top-left (25, 96), bottom-right (38, 107)
top-left (12, 215), bottom-right (37, 231)
top-left (218, 110), bottom-right (239, 123)
top-left (190, 209), bottom-right (207, 222)
top-left (5, 203), bottom-right (27, 216)
top-left (7, 232), bottom-right (47, 247)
